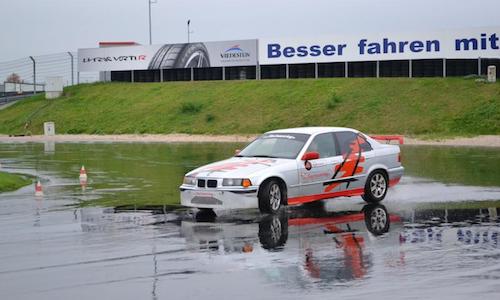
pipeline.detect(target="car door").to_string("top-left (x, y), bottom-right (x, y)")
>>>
top-left (298, 133), bottom-right (343, 199)
top-left (332, 131), bottom-right (374, 192)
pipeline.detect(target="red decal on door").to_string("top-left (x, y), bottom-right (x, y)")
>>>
top-left (324, 135), bottom-right (366, 192)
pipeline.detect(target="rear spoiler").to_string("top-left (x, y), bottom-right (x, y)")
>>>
top-left (370, 135), bottom-right (404, 145)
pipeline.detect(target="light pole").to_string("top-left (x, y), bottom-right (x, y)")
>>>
top-left (187, 19), bottom-right (193, 43)
top-left (148, 0), bottom-right (157, 45)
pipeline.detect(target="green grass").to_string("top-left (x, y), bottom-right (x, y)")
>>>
top-left (0, 171), bottom-right (32, 193)
top-left (0, 78), bottom-right (498, 136)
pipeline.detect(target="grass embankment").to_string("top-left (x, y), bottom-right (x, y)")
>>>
top-left (0, 78), bottom-right (498, 136)
top-left (0, 171), bottom-right (32, 193)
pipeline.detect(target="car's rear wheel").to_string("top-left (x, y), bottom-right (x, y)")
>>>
top-left (363, 204), bottom-right (390, 235)
top-left (258, 180), bottom-right (283, 214)
top-left (362, 170), bottom-right (388, 203)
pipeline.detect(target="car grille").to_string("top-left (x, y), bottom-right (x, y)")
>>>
top-left (207, 180), bottom-right (217, 188)
top-left (197, 179), bottom-right (218, 188)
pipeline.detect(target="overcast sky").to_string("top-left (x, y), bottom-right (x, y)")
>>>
top-left (0, 0), bottom-right (499, 61)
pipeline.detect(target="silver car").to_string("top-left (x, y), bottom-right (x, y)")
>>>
top-left (180, 127), bottom-right (404, 214)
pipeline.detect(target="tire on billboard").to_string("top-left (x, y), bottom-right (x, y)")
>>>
top-left (148, 43), bottom-right (211, 69)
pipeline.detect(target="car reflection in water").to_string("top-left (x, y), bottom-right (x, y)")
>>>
top-left (180, 203), bottom-right (402, 285)
top-left (75, 202), bottom-right (500, 297)
top-left (399, 207), bottom-right (500, 248)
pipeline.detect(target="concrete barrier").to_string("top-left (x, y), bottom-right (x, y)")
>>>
top-left (487, 65), bottom-right (496, 83)
top-left (43, 122), bottom-right (55, 136)
top-left (45, 76), bottom-right (63, 99)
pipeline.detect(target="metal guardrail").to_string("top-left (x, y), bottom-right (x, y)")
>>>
top-left (0, 52), bottom-right (99, 91)
top-left (0, 93), bottom-right (37, 106)
top-left (1, 82), bottom-right (45, 96)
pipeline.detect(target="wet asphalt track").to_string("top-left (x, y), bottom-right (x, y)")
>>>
top-left (0, 142), bottom-right (500, 300)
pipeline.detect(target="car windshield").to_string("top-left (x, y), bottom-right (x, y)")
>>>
top-left (237, 133), bottom-right (310, 159)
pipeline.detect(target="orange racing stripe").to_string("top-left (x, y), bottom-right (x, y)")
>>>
top-left (288, 188), bottom-right (365, 205)
top-left (289, 214), bottom-right (365, 226)
top-left (289, 176), bottom-right (402, 206)
top-left (289, 214), bottom-right (402, 227)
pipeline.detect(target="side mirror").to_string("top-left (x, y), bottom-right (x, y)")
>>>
top-left (235, 149), bottom-right (241, 155)
top-left (301, 151), bottom-right (320, 161)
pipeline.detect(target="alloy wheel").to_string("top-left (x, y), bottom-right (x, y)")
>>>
top-left (370, 173), bottom-right (387, 198)
top-left (370, 207), bottom-right (388, 231)
top-left (269, 183), bottom-right (281, 211)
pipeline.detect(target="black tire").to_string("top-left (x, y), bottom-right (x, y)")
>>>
top-left (259, 213), bottom-right (288, 250)
top-left (195, 208), bottom-right (216, 222)
top-left (362, 170), bottom-right (388, 203)
top-left (147, 43), bottom-right (211, 70)
top-left (363, 204), bottom-right (390, 235)
top-left (174, 43), bottom-right (211, 68)
top-left (258, 180), bottom-right (284, 214)
top-left (148, 44), bottom-right (185, 69)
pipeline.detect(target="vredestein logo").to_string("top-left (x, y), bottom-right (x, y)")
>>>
top-left (220, 45), bottom-right (250, 59)
top-left (82, 55), bottom-right (146, 63)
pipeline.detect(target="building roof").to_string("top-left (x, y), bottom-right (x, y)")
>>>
top-left (98, 41), bottom-right (140, 48)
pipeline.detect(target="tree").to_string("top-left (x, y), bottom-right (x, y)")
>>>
top-left (6, 73), bottom-right (21, 83)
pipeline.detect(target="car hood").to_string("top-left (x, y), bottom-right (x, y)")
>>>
top-left (187, 157), bottom-right (288, 178)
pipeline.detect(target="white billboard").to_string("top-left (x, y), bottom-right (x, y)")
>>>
top-left (259, 27), bottom-right (500, 64)
top-left (78, 39), bottom-right (257, 72)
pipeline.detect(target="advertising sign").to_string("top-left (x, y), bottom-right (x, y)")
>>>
top-left (259, 27), bottom-right (500, 64)
top-left (78, 39), bottom-right (257, 72)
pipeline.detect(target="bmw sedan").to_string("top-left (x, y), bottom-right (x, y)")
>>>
top-left (180, 127), bottom-right (404, 214)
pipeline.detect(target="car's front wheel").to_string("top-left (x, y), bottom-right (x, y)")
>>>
top-left (259, 213), bottom-right (288, 250)
top-left (195, 208), bottom-right (216, 222)
top-left (258, 180), bottom-right (283, 214)
top-left (362, 170), bottom-right (388, 203)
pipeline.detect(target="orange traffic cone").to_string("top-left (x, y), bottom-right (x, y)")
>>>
top-left (35, 181), bottom-right (43, 196)
top-left (80, 179), bottom-right (87, 191)
top-left (79, 165), bottom-right (87, 180)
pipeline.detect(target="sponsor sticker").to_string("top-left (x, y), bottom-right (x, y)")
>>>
top-left (264, 134), bottom-right (296, 140)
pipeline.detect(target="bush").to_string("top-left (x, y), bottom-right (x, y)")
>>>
top-left (326, 93), bottom-right (342, 110)
top-left (179, 102), bottom-right (203, 114)
top-left (205, 114), bottom-right (215, 122)
top-left (67, 128), bottom-right (84, 134)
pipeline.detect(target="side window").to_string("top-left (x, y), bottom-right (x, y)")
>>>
top-left (335, 131), bottom-right (372, 155)
top-left (306, 133), bottom-right (337, 158)
top-left (358, 134), bottom-right (373, 152)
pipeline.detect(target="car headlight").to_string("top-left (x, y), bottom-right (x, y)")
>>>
top-left (183, 176), bottom-right (196, 185)
top-left (222, 178), bottom-right (252, 188)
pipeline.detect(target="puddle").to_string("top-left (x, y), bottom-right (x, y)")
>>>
top-left (0, 142), bottom-right (499, 299)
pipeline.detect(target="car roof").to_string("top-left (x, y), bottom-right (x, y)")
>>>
top-left (266, 127), bottom-right (358, 135)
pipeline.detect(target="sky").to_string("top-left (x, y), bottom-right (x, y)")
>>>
top-left (0, 0), bottom-right (499, 62)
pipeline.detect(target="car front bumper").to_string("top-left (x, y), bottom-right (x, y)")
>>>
top-left (180, 185), bottom-right (259, 209)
